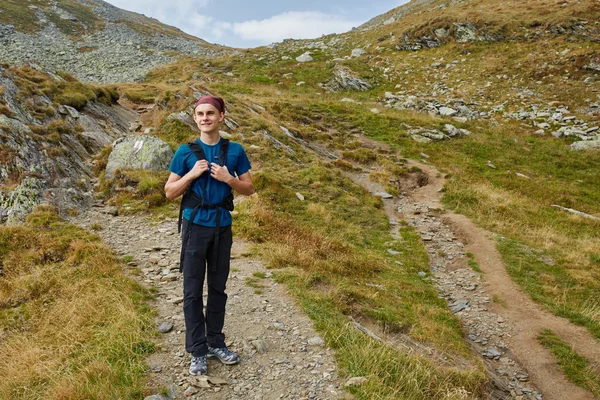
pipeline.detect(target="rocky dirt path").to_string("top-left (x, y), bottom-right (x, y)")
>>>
top-left (345, 136), bottom-right (600, 400)
top-left (70, 210), bottom-right (343, 400)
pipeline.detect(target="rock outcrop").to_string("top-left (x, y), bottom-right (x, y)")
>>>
top-left (322, 65), bottom-right (372, 92)
top-left (0, 65), bottom-right (135, 223)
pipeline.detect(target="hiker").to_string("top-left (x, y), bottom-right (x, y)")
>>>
top-left (164, 95), bottom-right (254, 376)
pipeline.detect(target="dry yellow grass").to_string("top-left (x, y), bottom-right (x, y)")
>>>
top-left (0, 207), bottom-right (154, 399)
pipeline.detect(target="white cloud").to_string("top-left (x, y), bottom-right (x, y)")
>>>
top-left (229, 11), bottom-right (361, 43)
top-left (107, 0), bottom-right (212, 28)
top-left (103, 2), bottom-right (363, 47)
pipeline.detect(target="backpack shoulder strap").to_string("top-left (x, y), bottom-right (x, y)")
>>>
top-left (218, 138), bottom-right (230, 167)
top-left (188, 141), bottom-right (206, 161)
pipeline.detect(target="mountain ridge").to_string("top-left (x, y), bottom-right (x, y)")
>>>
top-left (0, 0), bottom-right (224, 84)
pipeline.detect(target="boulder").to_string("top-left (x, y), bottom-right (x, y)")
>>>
top-left (106, 135), bottom-right (174, 179)
top-left (323, 65), bottom-right (372, 92)
top-left (295, 52), bottom-right (313, 63)
top-left (570, 140), bottom-right (600, 150)
top-left (351, 48), bottom-right (366, 57)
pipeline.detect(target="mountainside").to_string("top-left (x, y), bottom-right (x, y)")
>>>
top-left (0, 0), bottom-right (224, 83)
top-left (1, 0), bottom-right (600, 399)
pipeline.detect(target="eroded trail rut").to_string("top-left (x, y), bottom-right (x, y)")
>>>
top-left (344, 136), bottom-right (600, 400)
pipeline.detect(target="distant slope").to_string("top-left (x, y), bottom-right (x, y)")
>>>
top-left (0, 0), bottom-right (226, 83)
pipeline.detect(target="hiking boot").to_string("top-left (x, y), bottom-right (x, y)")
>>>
top-left (189, 355), bottom-right (207, 375)
top-left (207, 346), bottom-right (241, 365)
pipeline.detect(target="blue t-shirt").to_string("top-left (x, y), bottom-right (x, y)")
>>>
top-left (169, 138), bottom-right (251, 227)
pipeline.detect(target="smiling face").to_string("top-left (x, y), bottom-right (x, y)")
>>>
top-left (193, 103), bottom-right (224, 135)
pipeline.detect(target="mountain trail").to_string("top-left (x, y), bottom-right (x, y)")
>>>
top-left (348, 135), bottom-right (600, 400)
top-left (69, 210), bottom-right (342, 400)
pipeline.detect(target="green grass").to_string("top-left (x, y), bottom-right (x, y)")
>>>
top-left (271, 97), bottom-right (600, 340)
top-left (0, 206), bottom-right (155, 399)
top-left (466, 252), bottom-right (482, 273)
top-left (538, 329), bottom-right (600, 397)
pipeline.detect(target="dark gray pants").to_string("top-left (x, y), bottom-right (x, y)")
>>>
top-left (181, 220), bottom-right (232, 357)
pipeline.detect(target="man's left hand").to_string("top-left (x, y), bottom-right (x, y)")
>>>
top-left (210, 163), bottom-right (233, 184)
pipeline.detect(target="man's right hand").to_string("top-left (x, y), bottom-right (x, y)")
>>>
top-left (187, 160), bottom-right (209, 179)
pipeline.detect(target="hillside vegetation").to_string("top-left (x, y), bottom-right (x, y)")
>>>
top-left (1, 0), bottom-right (600, 398)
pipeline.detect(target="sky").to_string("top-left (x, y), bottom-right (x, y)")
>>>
top-left (104, 0), bottom-right (407, 48)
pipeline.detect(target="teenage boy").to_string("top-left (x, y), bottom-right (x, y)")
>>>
top-left (164, 95), bottom-right (254, 375)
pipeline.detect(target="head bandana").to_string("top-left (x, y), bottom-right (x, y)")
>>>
top-left (193, 96), bottom-right (225, 113)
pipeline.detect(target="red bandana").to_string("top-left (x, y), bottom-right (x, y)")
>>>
top-left (193, 96), bottom-right (225, 113)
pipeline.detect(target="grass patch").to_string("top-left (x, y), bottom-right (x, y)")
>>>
top-left (99, 170), bottom-right (171, 215)
top-left (466, 252), bottom-right (482, 273)
top-left (538, 329), bottom-right (600, 397)
top-left (0, 206), bottom-right (155, 399)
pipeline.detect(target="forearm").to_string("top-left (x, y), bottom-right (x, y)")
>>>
top-left (165, 174), bottom-right (194, 199)
top-left (226, 176), bottom-right (254, 196)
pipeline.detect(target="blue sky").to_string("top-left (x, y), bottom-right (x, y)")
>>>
top-left (104, 0), bottom-right (407, 48)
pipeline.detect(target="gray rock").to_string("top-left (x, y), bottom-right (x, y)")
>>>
top-left (443, 124), bottom-right (461, 137)
top-left (484, 348), bottom-right (502, 359)
top-left (307, 337), bottom-right (324, 346)
top-left (411, 134), bottom-right (433, 144)
top-left (570, 140), bottom-right (600, 150)
top-left (375, 192), bottom-right (393, 199)
top-left (158, 322), bottom-right (174, 333)
top-left (0, 177), bottom-right (46, 225)
top-left (296, 52), bottom-right (313, 62)
top-left (450, 299), bottom-right (469, 313)
top-left (439, 107), bottom-right (458, 116)
top-left (105, 135), bottom-right (174, 179)
top-left (351, 48), bottom-right (366, 57)
top-left (99, 206), bottom-right (119, 216)
top-left (323, 65), bottom-right (372, 91)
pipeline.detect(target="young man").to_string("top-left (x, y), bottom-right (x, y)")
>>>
top-left (164, 95), bottom-right (254, 375)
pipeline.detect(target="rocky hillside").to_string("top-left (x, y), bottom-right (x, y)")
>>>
top-left (0, 0), bottom-right (224, 83)
top-left (0, 63), bottom-right (137, 224)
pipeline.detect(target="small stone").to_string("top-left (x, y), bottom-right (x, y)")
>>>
top-left (192, 376), bottom-right (212, 388)
top-left (484, 348), bottom-right (502, 359)
top-left (307, 337), bottom-right (324, 346)
top-left (161, 274), bottom-right (178, 282)
top-left (158, 322), bottom-right (174, 333)
top-left (184, 386), bottom-right (199, 396)
top-left (450, 299), bottom-right (469, 313)
top-left (99, 206), bottom-right (118, 216)
top-left (208, 376), bottom-right (228, 386)
top-left (158, 258), bottom-right (170, 267)
top-left (374, 192), bottom-right (393, 199)
top-left (387, 249), bottom-right (401, 255)
top-left (148, 254), bottom-right (162, 264)
top-left (296, 192), bottom-right (305, 201)
top-left (148, 364), bottom-right (162, 373)
top-left (251, 339), bottom-right (268, 353)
